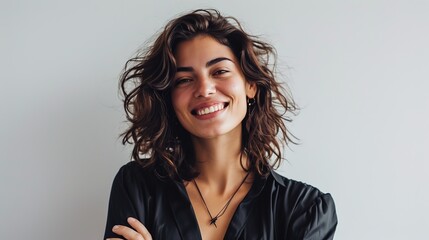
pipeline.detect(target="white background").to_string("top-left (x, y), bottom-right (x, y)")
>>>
top-left (1, 0), bottom-right (428, 239)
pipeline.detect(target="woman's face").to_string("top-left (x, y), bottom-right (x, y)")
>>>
top-left (171, 35), bottom-right (256, 140)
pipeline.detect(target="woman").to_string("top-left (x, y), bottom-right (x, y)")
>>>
top-left (104, 9), bottom-right (337, 240)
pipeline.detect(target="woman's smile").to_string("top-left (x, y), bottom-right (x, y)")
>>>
top-left (191, 102), bottom-right (230, 121)
top-left (193, 102), bottom-right (227, 116)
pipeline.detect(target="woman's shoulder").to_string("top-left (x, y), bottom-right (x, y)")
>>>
top-left (266, 171), bottom-right (338, 238)
top-left (269, 171), bottom-right (327, 196)
top-left (112, 160), bottom-right (164, 190)
top-left (116, 160), bottom-right (151, 178)
top-left (267, 171), bottom-right (336, 214)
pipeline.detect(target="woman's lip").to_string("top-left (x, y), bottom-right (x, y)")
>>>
top-left (193, 103), bottom-right (228, 119)
top-left (191, 102), bottom-right (228, 115)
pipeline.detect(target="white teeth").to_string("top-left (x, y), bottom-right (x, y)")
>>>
top-left (196, 103), bottom-right (225, 116)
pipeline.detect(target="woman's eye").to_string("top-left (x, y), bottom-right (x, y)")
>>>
top-left (174, 78), bottom-right (192, 86)
top-left (213, 69), bottom-right (229, 76)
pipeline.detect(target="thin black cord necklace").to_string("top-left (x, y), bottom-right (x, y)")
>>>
top-left (193, 171), bottom-right (250, 227)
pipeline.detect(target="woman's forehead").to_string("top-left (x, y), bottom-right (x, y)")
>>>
top-left (174, 35), bottom-right (237, 66)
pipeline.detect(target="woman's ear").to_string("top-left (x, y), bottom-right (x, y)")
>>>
top-left (246, 82), bottom-right (257, 98)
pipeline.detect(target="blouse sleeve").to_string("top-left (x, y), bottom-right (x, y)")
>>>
top-left (103, 164), bottom-right (147, 239)
top-left (291, 193), bottom-right (338, 240)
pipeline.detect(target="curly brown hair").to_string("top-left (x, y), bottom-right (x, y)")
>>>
top-left (120, 9), bottom-right (298, 181)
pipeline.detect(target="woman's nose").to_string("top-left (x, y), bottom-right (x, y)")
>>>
top-left (194, 75), bottom-right (216, 98)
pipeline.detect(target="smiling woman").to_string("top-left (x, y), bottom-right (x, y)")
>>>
top-left (104, 9), bottom-right (337, 240)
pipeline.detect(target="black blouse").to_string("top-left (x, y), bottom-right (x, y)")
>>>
top-left (104, 161), bottom-right (337, 239)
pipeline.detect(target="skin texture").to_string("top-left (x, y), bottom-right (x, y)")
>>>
top-left (109, 35), bottom-right (257, 240)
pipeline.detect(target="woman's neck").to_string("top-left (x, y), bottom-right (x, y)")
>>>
top-left (191, 133), bottom-right (249, 194)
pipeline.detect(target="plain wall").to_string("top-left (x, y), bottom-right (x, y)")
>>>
top-left (1, 0), bottom-right (428, 239)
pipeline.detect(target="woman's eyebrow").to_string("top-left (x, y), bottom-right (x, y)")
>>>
top-left (206, 57), bottom-right (233, 67)
top-left (176, 57), bottom-right (233, 72)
